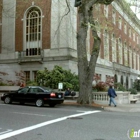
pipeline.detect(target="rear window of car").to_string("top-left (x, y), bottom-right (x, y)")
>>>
top-left (42, 87), bottom-right (52, 92)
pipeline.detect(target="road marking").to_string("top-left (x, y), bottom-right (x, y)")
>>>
top-left (0, 130), bottom-right (13, 135)
top-left (12, 112), bottom-right (46, 117)
top-left (0, 110), bottom-right (101, 139)
top-left (76, 110), bottom-right (87, 113)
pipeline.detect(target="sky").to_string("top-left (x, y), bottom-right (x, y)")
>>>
top-left (125, 0), bottom-right (140, 20)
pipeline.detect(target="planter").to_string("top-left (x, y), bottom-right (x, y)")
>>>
top-left (0, 86), bottom-right (20, 93)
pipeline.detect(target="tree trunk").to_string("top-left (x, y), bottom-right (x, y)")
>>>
top-left (76, 0), bottom-right (114, 105)
top-left (77, 1), bottom-right (101, 105)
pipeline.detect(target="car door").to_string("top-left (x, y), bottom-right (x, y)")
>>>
top-left (24, 87), bottom-right (38, 103)
top-left (14, 87), bottom-right (29, 102)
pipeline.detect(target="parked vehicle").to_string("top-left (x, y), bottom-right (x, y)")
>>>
top-left (1, 86), bottom-right (64, 107)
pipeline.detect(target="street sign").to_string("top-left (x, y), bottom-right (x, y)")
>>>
top-left (58, 83), bottom-right (63, 89)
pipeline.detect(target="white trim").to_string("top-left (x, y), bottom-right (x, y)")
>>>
top-left (23, 6), bottom-right (43, 51)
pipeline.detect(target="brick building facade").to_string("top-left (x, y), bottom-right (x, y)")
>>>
top-left (0, 0), bottom-right (139, 89)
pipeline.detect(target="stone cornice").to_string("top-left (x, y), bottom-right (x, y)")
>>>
top-left (112, 1), bottom-right (140, 35)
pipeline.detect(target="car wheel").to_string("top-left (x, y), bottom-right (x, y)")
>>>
top-left (4, 97), bottom-right (12, 104)
top-left (35, 99), bottom-right (44, 107)
top-left (49, 103), bottom-right (56, 107)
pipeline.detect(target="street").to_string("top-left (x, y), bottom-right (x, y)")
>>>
top-left (0, 101), bottom-right (140, 140)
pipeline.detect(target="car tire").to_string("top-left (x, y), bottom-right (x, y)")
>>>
top-left (4, 97), bottom-right (12, 104)
top-left (49, 103), bottom-right (56, 107)
top-left (35, 99), bottom-right (44, 107)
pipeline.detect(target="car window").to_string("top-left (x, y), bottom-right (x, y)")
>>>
top-left (18, 87), bottom-right (29, 94)
top-left (28, 88), bottom-right (35, 93)
top-left (42, 87), bottom-right (52, 92)
top-left (37, 88), bottom-right (44, 92)
top-left (28, 88), bottom-right (44, 93)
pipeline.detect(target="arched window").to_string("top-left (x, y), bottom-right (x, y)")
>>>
top-left (25, 7), bottom-right (42, 56)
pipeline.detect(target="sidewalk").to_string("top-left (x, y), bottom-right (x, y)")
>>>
top-left (63, 99), bottom-right (140, 112)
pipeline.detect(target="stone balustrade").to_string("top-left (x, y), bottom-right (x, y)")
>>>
top-left (92, 91), bottom-right (130, 105)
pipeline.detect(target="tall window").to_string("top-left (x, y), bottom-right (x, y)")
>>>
top-left (124, 42), bottom-right (128, 66)
top-left (33, 71), bottom-right (37, 81)
top-left (112, 34), bottom-right (116, 62)
top-left (133, 51), bottom-right (136, 70)
top-left (104, 30), bottom-right (109, 60)
top-left (133, 32), bottom-right (135, 41)
top-left (25, 71), bottom-right (30, 82)
top-left (129, 27), bottom-right (131, 38)
top-left (124, 23), bottom-right (127, 34)
top-left (25, 7), bottom-right (42, 56)
top-left (112, 10), bottom-right (116, 24)
top-left (137, 36), bottom-right (139, 44)
top-left (118, 38), bottom-right (122, 64)
top-left (118, 17), bottom-right (122, 29)
top-left (137, 54), bottom-right (139, 70)
top-left (129, 48), bottom-right (132, 68)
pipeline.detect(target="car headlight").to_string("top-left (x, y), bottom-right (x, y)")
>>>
top-left (1, 93), bottom-right (5, 97)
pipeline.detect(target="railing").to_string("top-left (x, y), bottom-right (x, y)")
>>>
top-left (18, 49), bottom-right (44, 58)
top-left (92, 92), bottom-right (109, 105)
top-left (92, 92), bottom-right (109, 101)
top-left (92, 91), bottom-right (130, 105)
top-left (18, 49), bottom-right (44, 63)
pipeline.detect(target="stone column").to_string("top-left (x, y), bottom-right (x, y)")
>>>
top-left (2, 0), bottom-right (16, 53)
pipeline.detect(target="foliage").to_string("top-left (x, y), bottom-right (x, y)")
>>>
top-left (0, 82), bottom-right (8, 86)
top-left (93, 82), bottom-right (127, 92)
top-left (36, 66), bottom-right (79, 91)
top-left (92, 81), bottom-right (108, 91)
top-left (128, 88), bottom-right (137, 95)
top-left (26, 81), bottom-right (38, 86)
top-left (133, 80), bottom-right (140, 91)
top-left (114, 82), bottom-right (126, 91)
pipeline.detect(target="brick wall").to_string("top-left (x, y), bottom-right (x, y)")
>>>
top-left (15, 0), bottom-right (51, 51)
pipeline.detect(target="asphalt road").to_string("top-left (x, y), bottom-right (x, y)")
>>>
top-left (0, 101), bottom-right (140, 140)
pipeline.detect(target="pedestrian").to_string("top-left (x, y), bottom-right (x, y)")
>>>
top-left (108, 85), bottom-right (117, 107)
top-left (20, 81), bottom-right (25, 88)
top-left (64, 88), bottom-right (71, 96)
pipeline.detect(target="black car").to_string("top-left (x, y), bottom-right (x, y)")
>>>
top-left (1, 86), bottom-right (64, 107)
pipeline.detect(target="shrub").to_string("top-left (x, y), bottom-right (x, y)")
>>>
top-left (128, 88), bottom-right (137, 95)
top-left (0, 82), bottom-right (8, 86)
top-left (93, 81), bottom-right (108, 91)
top-left (36, 65), bottom-right (79, 91)
top-left (26, 81), bottom-right (38, 86)
top-left (114, 82), bottom-right (126, 91)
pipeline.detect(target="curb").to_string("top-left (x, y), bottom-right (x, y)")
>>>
top-left (62, 101), bottom-right (106, 110)
top-left (62, 101), bottom-right (140, 113)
